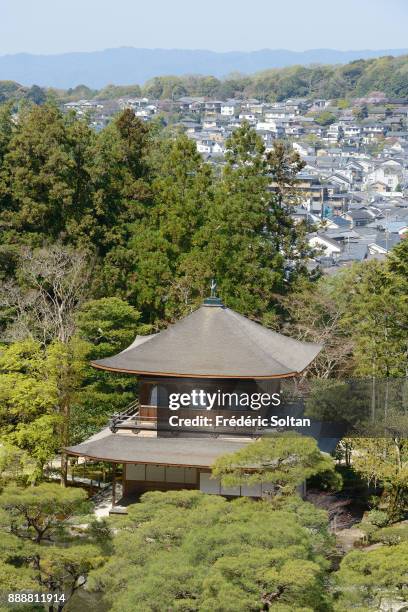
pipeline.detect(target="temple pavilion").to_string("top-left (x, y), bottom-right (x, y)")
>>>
top-left (65, 295), bottom-right (322, 510)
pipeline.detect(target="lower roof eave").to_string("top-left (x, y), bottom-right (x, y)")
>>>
top-left (63, 448), bottom-right (214, 469)
top-left (63, 433), bottom-right (251, 468)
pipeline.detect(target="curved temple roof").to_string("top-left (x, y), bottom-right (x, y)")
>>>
top-left (65, 428), bottom-right (251, 466)
top-left (91, 300), bottom-right (322, 379)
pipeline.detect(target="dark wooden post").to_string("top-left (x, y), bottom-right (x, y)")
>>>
top-left (60, 452), bottom-right (67, 487)
top-left (111, 463), bottom-right (117, 509)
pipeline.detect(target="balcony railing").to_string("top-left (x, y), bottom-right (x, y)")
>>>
top-left (109, 400), bottom-right (160, 433)
top-left (109, 399), bottom-right (140, 433)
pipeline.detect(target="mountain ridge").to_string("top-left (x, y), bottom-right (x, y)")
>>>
top-left (1, 46), bottom-right (408, 89)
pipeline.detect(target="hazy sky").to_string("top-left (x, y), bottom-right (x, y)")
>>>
top-left (1, 0), bottom-right (407, 55)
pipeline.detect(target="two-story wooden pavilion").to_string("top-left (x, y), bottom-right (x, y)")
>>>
top-left (65, 296), bottom-right (322, 509)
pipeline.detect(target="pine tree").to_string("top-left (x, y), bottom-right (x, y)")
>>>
top-left (0, 484), bottom-right (107, 610)
top-left (188, 124), bottom-right (309, 321)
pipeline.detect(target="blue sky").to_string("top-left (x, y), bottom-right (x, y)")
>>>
top-left (1, 0), bottom-right (407, 55)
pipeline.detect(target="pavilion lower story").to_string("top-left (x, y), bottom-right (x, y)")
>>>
top-left (123, 462), bottom-right (273, 498)
top-left (64, 428), bottom-right (271, 512)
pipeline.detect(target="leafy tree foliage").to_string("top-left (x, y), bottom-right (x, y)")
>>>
top-left (0, 104), bottom-right (94, 247)
top-left (182, 125), bottom-right (310, 322)
top-left (0, 103), bottom-right (13, 167)
top-left (279, 271), bottom-right (355, 378)
top-left (0, 295), bottom-right (149, 467)
top-left (26, 85), bottom-right (47, 106)
top-left (0, 106), bottom-right (312, 328)
top-left (314, 111), bottom-right (336, 126)
top-left (127, 134), bottom-right (213, 322)
top-left (344, 260), bottom-right (407, 378)
top-left (71, 297), bottom-right (149, 440)
top-left (0, 483), bottom-right (107, 610)
top-left (0, 483), bottom-right (89, 542)
top-left (0, 340), bottom-right (63, 478)
top-left (191, 122), bottom-right (283, 318)
top-left (87, 490), bottom-right (334, 611)
top-left (212, 433), bottom-right (338, 497)
top-left (0, 442), bottom-right (37, 487)
top-left (76, 297), bottom-right (146, 356)
top-left (0, 337), bottom-right (90, 479)
top-left (350, 437), bottom-right (408, 523)
top-left (334, 542), bottom-right (408, 611)
top-left (281, 248), bottom-right (408, 380)
top-left (387, 236), bottom-right (408, 290)
top-left (88, 109), bottom-right (152, 261)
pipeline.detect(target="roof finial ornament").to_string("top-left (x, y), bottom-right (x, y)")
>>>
top-left (203, 279), bottom-right (223, 307)
top-left (210, 278), bottom-right (217, 298)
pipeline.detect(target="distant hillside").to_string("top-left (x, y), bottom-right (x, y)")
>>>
top-left (0, 47), bottom-right (408, 89)
top-left (1, 54), bottom-right (408, 104)
top-left (141, 55), bottom-right (408, 101)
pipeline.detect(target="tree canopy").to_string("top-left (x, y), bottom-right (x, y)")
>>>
top-left (87, 490), bottom-right (334, 611)
top-left (212, 434), bottom-right (339, 496)
top-left (0, 483), bottom-right (108, 610)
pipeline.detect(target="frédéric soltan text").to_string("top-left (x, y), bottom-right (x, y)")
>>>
top-left (168, 415), bottom-right (311, 428)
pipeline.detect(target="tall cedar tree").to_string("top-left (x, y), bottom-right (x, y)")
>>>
top-left (0, 104), bottom-right (94, 248)
top-left (128, 135), bottom-right (213, 323)
top-left (187, 122), bottom-right (309, 322)
top-left (94, 110), bottom-right (153, 296)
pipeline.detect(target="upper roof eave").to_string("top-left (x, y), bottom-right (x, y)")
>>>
top-left (90, 362), bottom-right (303, 379)
top-left (90, 303), bottom-right (322, 378)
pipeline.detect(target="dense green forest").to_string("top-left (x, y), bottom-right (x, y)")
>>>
top-left (2, 53), bottom-right (408, 104)
top-left (0, 102), bottom-right (317, 464)
top-left (0, 102), bottom-right (407, 610)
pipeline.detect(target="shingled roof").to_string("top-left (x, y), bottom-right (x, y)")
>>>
top-left (91, 299), bottom-right (322, 379)
top-left (65, 429), bottom-right (250, 466)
